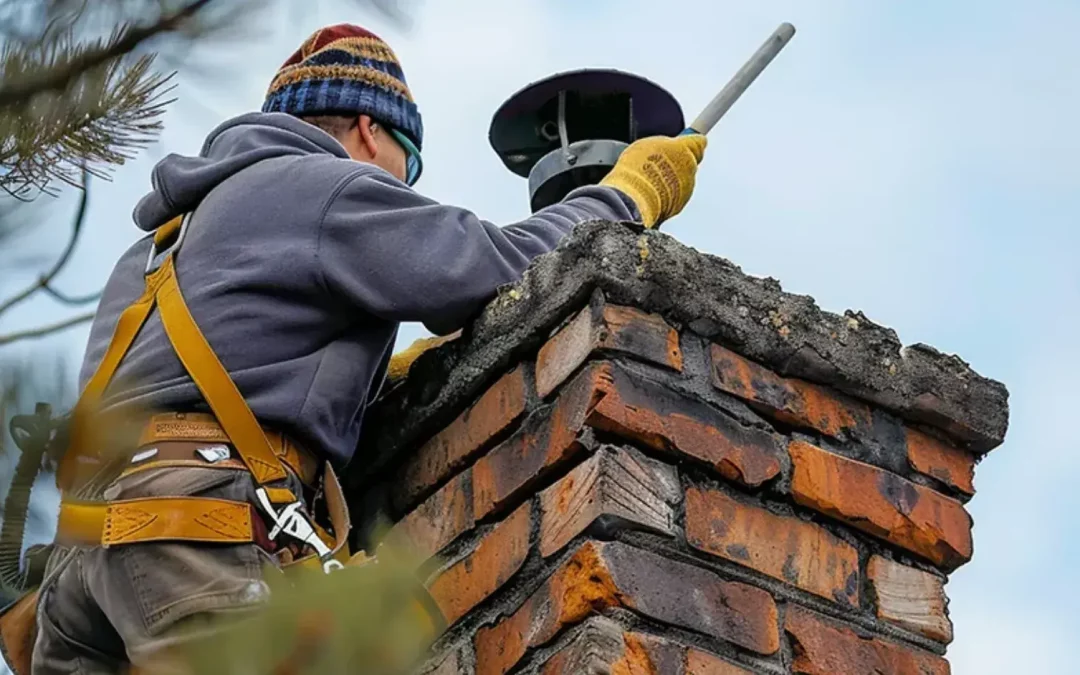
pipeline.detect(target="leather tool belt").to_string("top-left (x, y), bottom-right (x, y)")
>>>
top-left (55, 412), bottom-right (349, 572)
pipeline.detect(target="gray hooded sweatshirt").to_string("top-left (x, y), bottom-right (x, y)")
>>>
top-left (79, 112), bottom-right (639, 469)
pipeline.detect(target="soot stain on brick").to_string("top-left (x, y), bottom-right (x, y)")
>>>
top-left (844, 570), bottom-right (858, 600)
top-left (749, 373), bottom-right (793, 412)
top-left (877, 472), bottom-right (920, 516)
top-left (609, 312), bottom-right (676, 370)
top-left (781, 554), bottom-right (799, 584)
top-left (610, 363), bottom-right (781, 461)
top-left (725, 544), bottom-right (750, 561)
top-left (708, 517), bottom-right (729, 540)
top-left (867, 409), bottom-right (911, 475)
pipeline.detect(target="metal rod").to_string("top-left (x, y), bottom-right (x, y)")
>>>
top-left (557, 90), bottom-right (576, 165)
top-left (686, 22), bottom-right (796, 135)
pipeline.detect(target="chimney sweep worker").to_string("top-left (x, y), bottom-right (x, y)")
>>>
top-left (28, 23), bottom-right (707, 674)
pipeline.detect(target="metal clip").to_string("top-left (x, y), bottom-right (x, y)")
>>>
top-left (145, 213), bottom-right (192, 274)
top-left (254, 487), bottom-right (344, 573)
top-left (196, 445), bottom-right (230, 463)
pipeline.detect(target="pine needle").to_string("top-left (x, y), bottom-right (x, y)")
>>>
top-left (0, 27), bottom-right (176, 199)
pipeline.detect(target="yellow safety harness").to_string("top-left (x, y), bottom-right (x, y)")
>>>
top-left (55, 213), bottom-right (349, 571)
top-left (0, 212), bottom-right (447, 675)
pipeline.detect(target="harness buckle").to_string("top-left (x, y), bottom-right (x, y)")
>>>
top-left (145, 213), bottom-right (192, 274)
top-left (254, 487), bottom-right (344, 574)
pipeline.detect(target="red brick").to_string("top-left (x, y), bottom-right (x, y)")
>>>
top-left (905, 427), bottom-right (975, 496)
top-left (472, 364), bottom-right (609, 519)
top-left (686, 486), bottom-right (858, 606)
top-left (400, 365), bottom-right (529, 507)
top-left (475, 541), bottom-right (779, 675)
top-left (429, 651), bottom-right (462, 675)
top-left (785, 607), bottom-right (950, 675)
top-left (685, 649), bottom-right (755, 675)
top-left (537, 301), bottom-right (683, 398)
top-left (540, 621), bottom-right (685, 675)
top-left (611, 634), bottom-right (686, 675)
top-left (587, 364), bottom-right (782, 487)
top-left (539, 446), bottom-right (679, 557)
top-left (789, 440), bottom-right (972, 570)
top-left (868, 556), bottom-right (953, 643)
top-left (711, 344), bottom-right (871, 439)
top-left (389, 469), bottom-right (473, 560)
top-left (428, 502), bottom-right (532, 626)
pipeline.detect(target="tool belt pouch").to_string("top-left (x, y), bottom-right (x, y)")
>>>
top-left (0, 588), bottom-right (40, 675)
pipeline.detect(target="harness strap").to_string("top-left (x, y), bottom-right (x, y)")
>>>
top-left (57, 215), bottom-right (288, 491)
top-left (57, 497), bottom-right (255, 547)
top-left (53, 213), bottom-right (351, 571)
top-left (155, 254), bottom-right (287, 485)
top-left (56, 274), bottom-right (162, 491)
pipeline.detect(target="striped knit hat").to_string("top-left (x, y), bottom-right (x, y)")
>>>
top-left (263, 24), bottom-right (423, 151)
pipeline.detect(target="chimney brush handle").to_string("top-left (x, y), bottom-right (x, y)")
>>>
top-left (681, 22), bottom-right (796, 136)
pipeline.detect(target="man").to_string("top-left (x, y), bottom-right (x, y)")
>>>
top-left (29, 23), bottom-right (705, 673)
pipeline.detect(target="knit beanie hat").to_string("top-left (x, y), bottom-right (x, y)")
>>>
top-left (262, 24), bottom-right (423, 151)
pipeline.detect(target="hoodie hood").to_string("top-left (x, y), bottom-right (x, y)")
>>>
top-left (133, 112), bottom-right (350, 231)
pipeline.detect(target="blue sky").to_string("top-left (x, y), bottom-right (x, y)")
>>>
top-left (1, 1), bottom-right (1077, 672)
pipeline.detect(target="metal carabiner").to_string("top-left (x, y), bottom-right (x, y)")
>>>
top-left (145, 213), bottom-right (192, 274)
top-left (254, 487), bottom-right (344, 573)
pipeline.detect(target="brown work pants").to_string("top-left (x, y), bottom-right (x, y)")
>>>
top-left (30, 464), bottom-right (303, 674)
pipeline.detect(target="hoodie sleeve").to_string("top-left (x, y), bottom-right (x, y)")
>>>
top-left (317, 168), bottom-right (640, 335)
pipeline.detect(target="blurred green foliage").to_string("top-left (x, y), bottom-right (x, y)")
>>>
top-left (173, 541), bottom-right (439, 675)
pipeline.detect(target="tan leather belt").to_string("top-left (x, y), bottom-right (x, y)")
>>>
top-left (55, 413), bottom-right (349, 569)
top-left (57, 496), bottom-right (259, 547)
top-left (122, 412), bottom-right (321, 488)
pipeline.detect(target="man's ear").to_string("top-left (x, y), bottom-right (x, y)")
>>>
top-left (358, 114), bottom-right (380, 158)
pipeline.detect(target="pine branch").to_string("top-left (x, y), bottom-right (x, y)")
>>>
top-left (0, 0), bottom-right (225, 197)
top-left (0, 44), bottom-right (176, 197)
top-left (0, 0), bottom-right (213, 107)
top-left (0, 171), bottom-right (91, 318)
top-left (0, 311), bottom-right (94, 347)
top-left (40, 284), bottom-right (102, 306)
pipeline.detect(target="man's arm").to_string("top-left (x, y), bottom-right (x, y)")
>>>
top-left (317, 168), bottom-right (639, 335)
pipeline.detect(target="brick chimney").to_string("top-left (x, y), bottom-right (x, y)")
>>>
top-left (348, 222), bottom-right (1009, 675)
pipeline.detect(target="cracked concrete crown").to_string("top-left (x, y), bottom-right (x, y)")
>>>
top-left (356, 221), bottom-right (1009, 478)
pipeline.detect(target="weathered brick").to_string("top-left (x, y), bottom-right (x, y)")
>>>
top-left (711, 344), bottom-right (871, 439)
top-left (389, 469), bottom-right (473, 560)
top-left (587, 364), bottom-right (782, 487)
top-left (685, 485), bottom-right (858, 606)
top-left (429, 650), bottom-right (462, 675)
top-left (472, 364), bottom-right (609, 519)
top-left (540, 620), bottom-right (685, 675)
top-left (537, 300), bottom-right (683, 399)
top-left (905, 427), bottom-right (975, 496)
top-left (612, 634), bottom-right (687, 675)
top-left (428, 502), bottom-right (532, 626)
top-left (475, 541), bottom-right (779, 675)
top-left (539, 445), bottom-right (679, 557)
top-left (789, 440), bottom-right (972, 571)
top-left (785, 607), bottom-right (950, 675)
top-left (868, 556), bottom-right (953, 643)
top-left (685, 649), bottom-right (756, 675)
top-left (400, 365), bottom-right (529, 507)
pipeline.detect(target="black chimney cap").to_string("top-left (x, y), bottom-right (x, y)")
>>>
top-left (489, 69), bottom-right (684, 178)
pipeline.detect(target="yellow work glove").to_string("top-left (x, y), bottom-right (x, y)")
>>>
top-left (600, 133), bottom-right (708, 228)
top-left (386, 331), bottom-right (461, 382)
